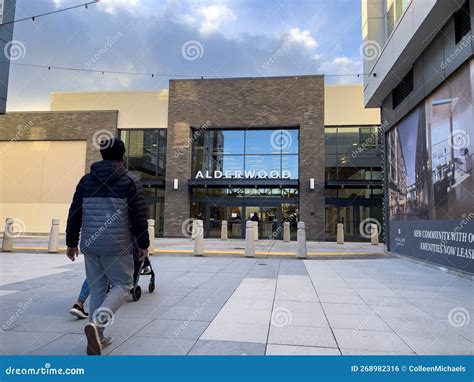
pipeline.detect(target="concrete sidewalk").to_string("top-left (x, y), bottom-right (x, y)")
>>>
top-left (0, 252), bottom-right (472, 355)
top-left (5, 236), bottom-right (386, 257)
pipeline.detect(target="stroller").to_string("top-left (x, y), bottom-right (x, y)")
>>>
top-left (129, 241), bottom-right (155, 302)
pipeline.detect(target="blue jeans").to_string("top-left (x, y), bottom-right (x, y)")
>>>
top-left (78, 279), bottom-right (90, 303)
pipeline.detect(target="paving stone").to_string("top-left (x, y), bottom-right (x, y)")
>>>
top-left (272, 300), bottom-right (328, 328)
top-left (0, 330), bottom-right (63, 355)
top-left (28, 334), bottom-right (87, 355)
top-left (266, 344), bottom-right (340, 355)
top-left (268, 325), bottom-right (337, 348)
top-left (200, 322), bottom-right (269, 344)
top-left (189, 340), bottom-right (265, 355)
top-left (333, 328), bottom-right (412, 353)
top-left (318, 293), bottom-right (366, 304)
top-left (110, 337), bottom-right (196, 355)
top-left (135, 319), bottom-right (209, 340)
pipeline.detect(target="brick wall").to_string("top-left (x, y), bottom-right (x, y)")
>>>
top-left (0, 110), bottom-right (119, 171)
top-left (165, 76), bottom-right (325, 239)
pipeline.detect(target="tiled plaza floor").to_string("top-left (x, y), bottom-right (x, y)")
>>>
top-left (0, 252), bottom-right (472, 355)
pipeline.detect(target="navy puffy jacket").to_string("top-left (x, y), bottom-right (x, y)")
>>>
top-left (66, 160), bottom-right (150, 256)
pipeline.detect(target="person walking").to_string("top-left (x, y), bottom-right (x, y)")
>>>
top-left (66, 137), bottom-right (149, 355)
top-left (69, 279), bottom-right (90, 319)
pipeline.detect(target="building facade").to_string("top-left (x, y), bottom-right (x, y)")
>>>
top-left (0, 79), bottom-right (382, 242)
top-left (362, 0), bottom-right (474, 274)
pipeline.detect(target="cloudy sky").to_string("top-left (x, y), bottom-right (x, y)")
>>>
top-left (7, 0), bottom-right (364, 111)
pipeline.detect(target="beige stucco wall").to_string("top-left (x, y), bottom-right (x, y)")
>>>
top-left (0, 140), bottom-right (87, 233)
top-left (50, 90), bottom-right (169, 129)
top-left (324, 84), bottom-right (381, 126)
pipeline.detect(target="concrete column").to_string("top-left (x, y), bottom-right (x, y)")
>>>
top-left (193, 220), bottom-right (204, 256)
top-left (221, 220), bottom-right (228, 240)
top-left (48, 219), bottom-right (60, 253)
top-left (297, 221), bottom-right (307, 259)
top-left (371, 223), bottom-right (379, 245)
top-left (1, 218), bottom-right (14, 252)
top-left (147, 219), bottom-right (155, 254)
top-left (336, 223), bottom-right (344, 244)
top-left (253, 221), bottom-right (258, 241)
top-left (245, 221), bottom-right (255, 258)
top-left (283, 222), bottom-right (290, 242)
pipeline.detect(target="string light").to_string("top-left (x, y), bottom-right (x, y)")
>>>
top-left (5, 62), bottom-right (376, 79)
top-left (0, 1), bottom-right (99, 26)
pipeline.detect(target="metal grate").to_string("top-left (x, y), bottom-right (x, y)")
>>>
top-left (454, 0), bottom-right (471, 44)
top-left (392, 69), bottom-right (414, 109)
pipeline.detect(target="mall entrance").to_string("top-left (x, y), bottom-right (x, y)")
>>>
top-left (190, 196), bottom-right (299, 240)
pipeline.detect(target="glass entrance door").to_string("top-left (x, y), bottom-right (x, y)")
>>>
top-left (245, 206), bottom-right (279, 240)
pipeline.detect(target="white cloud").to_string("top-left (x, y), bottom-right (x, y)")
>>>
top-left (286, 28), bottom-right (318, 49)
top-left (184, 5), bottom-right (236, 34)
top-left (54, 0), bottom-right (140, 15)
top-left (319, 56), bottom-right (362, 83)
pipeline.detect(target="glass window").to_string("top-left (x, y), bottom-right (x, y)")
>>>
top-left (245, 130), bottom-right (281, 155)
top-left (282, 155), bottom-right (298, 179)
top-left (191, 128), bottom-right (299, 179)
top-left (325, 128), bottom-right (337, 154)
top-left (245, 155), bottom-right (281, 176)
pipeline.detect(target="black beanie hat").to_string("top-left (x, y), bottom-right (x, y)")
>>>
top-left (100, 138), bottom-right (126, 161)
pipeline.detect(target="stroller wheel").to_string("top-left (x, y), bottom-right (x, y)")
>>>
top-left (148, 282), bottom-right (155, 293)
top-left (132, 285), bottom-right (142, 302)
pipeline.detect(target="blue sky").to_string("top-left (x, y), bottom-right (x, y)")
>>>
top-left (7, 0), bottom-right (364, 111)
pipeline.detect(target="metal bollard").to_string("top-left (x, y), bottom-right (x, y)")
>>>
top-left (221, 220), bottom-right (228, 240)
top-left (283, 222), bottom-right (290, 242)
top-left (1, 218), bottom-right (14, 252)
top-left (371, 223), bottom-right (379, 245)
top-left (48, 219), bottom-right (60, 253)
top-left (147, 219), bottom-right (155, 254)
top-left (245, 221), bottom-right (255, 257)
top-left (253, 221), bottom-right (258, 241)
top-left (297, 221), bottom-right (307, 259)
top-left (193, 220), bottom-right (204, 256)
top-left (336, 223), bottom-right (344, 244)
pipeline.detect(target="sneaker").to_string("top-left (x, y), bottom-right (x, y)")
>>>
top-left (142, 266), bottom-right (152, 275)
top-left (69, 304), bottom-right (88, 319)
top-left (101, 336), bottom-right (113, 347)
top-left (84, 323), bottom-right (102, 356)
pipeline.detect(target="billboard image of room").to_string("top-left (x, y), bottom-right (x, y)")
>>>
top-left (387, 60), bottom-right (474, 274)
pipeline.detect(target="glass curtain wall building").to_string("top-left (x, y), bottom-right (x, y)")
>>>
top-left (120, 129), bottom-right (167, 237)
top-left (190, 128), bottom-right (299, 239)
top-left (325, 126), bottom-right (383, 241)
